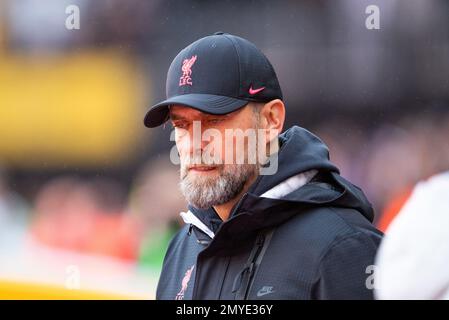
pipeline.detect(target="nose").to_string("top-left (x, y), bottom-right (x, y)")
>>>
top-left (177, 120), bottom-right (208, 159)
top-left (190, 120), bottom-right (212, 154)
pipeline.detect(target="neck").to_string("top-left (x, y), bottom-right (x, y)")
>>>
top-left (213, 172), bottom-right (258, 221)
top-left (213, 201), bottom-right (238, 222)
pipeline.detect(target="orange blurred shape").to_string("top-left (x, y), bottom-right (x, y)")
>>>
top-left (32, 210), bottom-right (142, 261)
top-left (377, 188), bottom-right (413, 232)
top-left (87, 213), bottom-right (141, 261)
top-left (0, 279), bottom-right (146, 300)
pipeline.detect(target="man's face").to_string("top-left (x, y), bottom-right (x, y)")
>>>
top-left (170, 104), bottom-right (261, 209)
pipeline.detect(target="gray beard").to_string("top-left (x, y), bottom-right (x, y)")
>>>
top-left (179, 163), bottom-right (258, 210)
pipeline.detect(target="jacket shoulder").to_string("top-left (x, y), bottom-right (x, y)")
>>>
top-left (282, 206), bottom-right (382, 247)
top-left (313, 228), bottom-right (381, 299)
top-left (156, 225), bottom-right (198, 300)
top-left (160, 224), bottom-right (191, 268)
top-left (270, 206), bottom-right (382, 299)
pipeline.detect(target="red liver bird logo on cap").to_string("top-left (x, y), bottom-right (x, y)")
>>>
top-left (179, 55), bottom-right (197, 86)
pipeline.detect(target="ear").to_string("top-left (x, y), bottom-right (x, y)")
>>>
top-left (259, 99), bottom-right (285, 141)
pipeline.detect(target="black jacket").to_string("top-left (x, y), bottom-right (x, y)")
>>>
top-left (156, 126), bottom-right (383, 300)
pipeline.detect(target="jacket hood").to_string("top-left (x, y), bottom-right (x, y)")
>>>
top-left (184, 125), bottom-right (374, 249)
top-left (249, 125), bottom-right (339, 195)
top-left (245, 125), bottom-right (373, 220)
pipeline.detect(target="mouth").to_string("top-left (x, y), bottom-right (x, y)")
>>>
top-left (188, 165), bottom-right (218, 173)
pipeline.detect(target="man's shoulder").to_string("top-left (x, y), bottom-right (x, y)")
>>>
top-left (164, 224), bottom-right (192, 254)
top-left (274, 205), bottom-right (383, 258)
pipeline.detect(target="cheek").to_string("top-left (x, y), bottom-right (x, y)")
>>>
top-left (175, 135), bottom-right (190, 158)
top-left (203, 133), bottom-right (225, 162)
top-left (175, 128), bottom-right (189, 141)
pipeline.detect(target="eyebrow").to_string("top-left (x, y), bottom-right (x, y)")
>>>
top-left (169, 111), bottom-right (231, 121)
top-left (169, 113), bottom-right (188, 121)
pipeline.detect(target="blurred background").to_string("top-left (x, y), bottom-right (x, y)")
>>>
top-left (0, 0), bottom-right (448, 299)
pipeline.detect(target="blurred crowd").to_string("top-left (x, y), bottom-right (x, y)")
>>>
top-left (0, 159), bottom-right (185, 273)
top-left (1, 0), bottom-right (449, 297)
top-left (314, 108), bottom-right (449, 229)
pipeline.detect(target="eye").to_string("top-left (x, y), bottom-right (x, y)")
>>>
top-left (172, 121), bottom-right (188, 129)
top-left (207, 118), bottom-right (223, 124)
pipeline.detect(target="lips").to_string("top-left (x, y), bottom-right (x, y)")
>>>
top-left (189, 165), bottom-right (217, 172)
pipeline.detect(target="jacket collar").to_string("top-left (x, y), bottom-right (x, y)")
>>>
top-left (179, 169), bottom-right (318, 239)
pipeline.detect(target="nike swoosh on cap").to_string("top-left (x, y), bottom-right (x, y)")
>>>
top-left (249, 85), bottom-right (265, 95)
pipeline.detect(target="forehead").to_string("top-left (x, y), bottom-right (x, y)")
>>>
top-left (169, 105), bottom-right (226, 120)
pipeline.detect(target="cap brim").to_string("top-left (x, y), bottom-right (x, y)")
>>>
top-left (143, 94), bottom-right (249, 128)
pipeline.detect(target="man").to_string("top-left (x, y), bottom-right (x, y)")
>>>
top-left (144, 32), bottom-right (383, 300)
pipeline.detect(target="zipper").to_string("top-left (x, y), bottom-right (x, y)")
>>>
top-left (245, 229), bottom-right (275, 298)
top-left (232, 232), bottom-right (266, 300)
top-left (191, 192), bottom-right (251, 300)
top-left (231, 228), bottom-right (275, 299)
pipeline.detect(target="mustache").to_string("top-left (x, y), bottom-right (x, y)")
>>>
top-left (180, 152), bottom-right (222, 166)
top-left (180, 156), bottom-right (223, 179)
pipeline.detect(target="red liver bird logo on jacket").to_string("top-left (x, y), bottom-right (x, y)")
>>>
top-left (175, 265), bottom-right (195, 300)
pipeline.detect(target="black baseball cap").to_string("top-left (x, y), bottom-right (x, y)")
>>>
top-left (144, 32), bottom-right (283, 128)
